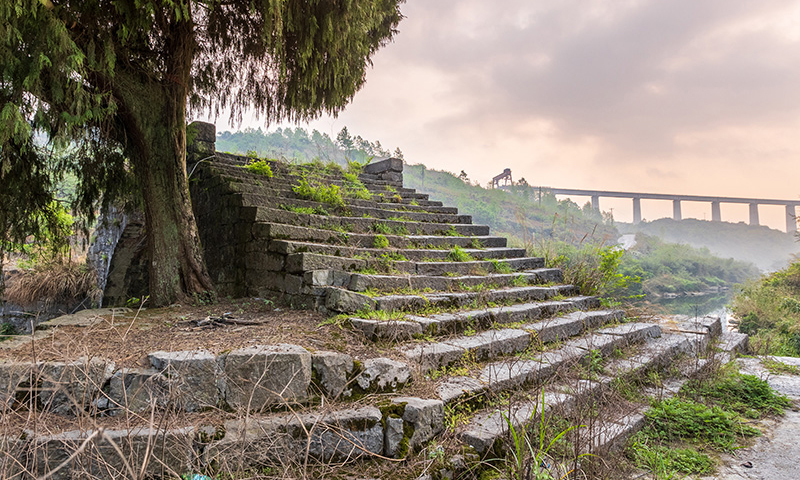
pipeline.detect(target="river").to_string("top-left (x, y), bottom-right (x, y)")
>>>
top-left (635, 291), bottom-right (734, 328)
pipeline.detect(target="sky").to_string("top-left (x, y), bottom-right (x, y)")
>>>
top-left (203, 0), bottom-right (800, 231)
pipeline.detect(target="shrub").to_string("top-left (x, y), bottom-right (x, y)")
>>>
top-left (243, 159), bottom-right (274, 177)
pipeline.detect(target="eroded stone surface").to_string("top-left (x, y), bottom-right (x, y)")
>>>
top-left (392, 397), bottom-right (444, 451)
top-left (104, 368), bottom-right (170, 414)
top-left (356, 358), bottom-right (411, 393)
top-left (222, 344), bottom-right (311, 410)
top-left (312, 351), bottom-right (354, 399)
top-left (39, 357), bottom-right (115, 415)
top-left (149, 349), bottom-right (220, 412)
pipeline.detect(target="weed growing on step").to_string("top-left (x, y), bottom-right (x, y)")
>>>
top-left (490, 259), bottom-right (513, 274)
top-left (373, 234), bottom-right (390, 249)
top-left (641, 397), bottom-right (760, 449)
top-left (279, 204), bottom-right (329, 216)
top-left (493, 392), bottom-right (589, 480)
top-left (509, 275), bottom-right (528, 288)
top-left (469, 238), bottom-right (486, 249)
top-left (380, 252), bottom-right (408, 262)
top-left (447, 245), bottom-right (474, 262)
top-left (242, 158), bottom-right (274, 177)
top-left (441, 225), bottom-right (462, 236)
top-left (292, 175), bottom-right (346, 208)
top-left (0, 322), bottom-right (17, 342)
top-left (761, 357), bottom-right (800, 375)
top-left (372, 222), bottom-right (408, 235)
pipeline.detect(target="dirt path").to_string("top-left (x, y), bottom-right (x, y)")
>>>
top-left (702, 356), bottom-right (800, 480)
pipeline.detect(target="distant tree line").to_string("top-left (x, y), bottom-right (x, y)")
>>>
top-left (216, 126), bottom-right (404, 166)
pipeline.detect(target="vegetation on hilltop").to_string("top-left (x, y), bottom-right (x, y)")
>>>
top-left (620, 218), bottom-right (799, 271)
top-left (620, 234), bottom-right (760, 296)
top-left (217, 126), bottom-right (403, 167)
top-left (733, 259), bottom-right (800, 356)
top-left (404, 164), bottom-right (617, 246)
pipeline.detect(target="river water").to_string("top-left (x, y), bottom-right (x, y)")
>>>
top-left (635, 291), bottom-right (734, 329)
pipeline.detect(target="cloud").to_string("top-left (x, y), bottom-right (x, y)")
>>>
top-left (228, 0), bottom-right (800, 228)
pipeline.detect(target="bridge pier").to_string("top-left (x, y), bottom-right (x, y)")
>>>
top-left (788, 205), bottom-right (798, 233)
top-left (591, 195), bottom-right (600, 211)
top-left (749, 203), bottom-right (760, 226)
top-left (711, 201), bottom-right (721, 222)
top-left (632, 197), bottom-right (641, 224)
top-left (672, 200), bottom-right (682, 221)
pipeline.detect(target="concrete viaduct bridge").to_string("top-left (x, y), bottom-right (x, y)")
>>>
top-left (531, 186), bottom-right (800, 233)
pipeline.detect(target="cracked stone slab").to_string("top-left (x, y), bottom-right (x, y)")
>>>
top-left (350, 317), bottom-right (423, 341)
top-left (149, 349), bottom-right (221, 412)
top-left (222, 344), bottom-right (312, 410)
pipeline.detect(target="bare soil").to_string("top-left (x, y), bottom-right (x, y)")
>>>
top-left (0, 299), bottom-right (389, 368)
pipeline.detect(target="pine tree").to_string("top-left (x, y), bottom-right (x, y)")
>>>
top-left (1, 0), bottom-right (404, 305)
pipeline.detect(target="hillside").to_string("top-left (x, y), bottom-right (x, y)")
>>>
top-left (618, 218), bottom-right (799, 271)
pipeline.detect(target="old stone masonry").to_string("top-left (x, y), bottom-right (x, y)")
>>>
top-left (0, 122), bottom-right (750, 479)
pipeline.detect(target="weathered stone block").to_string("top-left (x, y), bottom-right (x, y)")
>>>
top-left (0, 360), bottom-right (32, 408)
top-left (222, 344), bottom-right (311, 410)
top-left (384, 416), bottom-right (405, 458)
top-left (363, 157), bottom-right (403, 174)
top-left (285, 252), bottom-right (365, 274)
top-left (39, 357), bottom-right (115, 415)
top-left (355, 358), bottom-right (411, 393)
top-left (244, 251), bottom-right (285, 271)
top-left (312, 351), bottom-right (354, 399)
top-left (350, 317), bottom-right (423, 341)
top-left (325, 288), bottom-right (376, 313)
top-left (392, 397), bottom-right (444, 452)
top-left (28, 426), bottom-right (197, 479)
top-left (105, 368), bottom-right (170, 414)
top-left (148, 349), bottom-right (220, 412)
top-left (307, 407), bottom-right (384, 462)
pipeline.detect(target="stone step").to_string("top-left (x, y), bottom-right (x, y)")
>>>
top-left (248, 222), bottom-right (508, 249)
top-left (347, 267), bottom-right (561, 293)
top-left (373, 284), bottom-right (583, 312)
top-left (266, 239), bottom-right (527, 263)
top-left (327, 283), bottom-right (587, 314)
top-left (351, 297), bottom-right (605, 342)
top-left (241, 206), bottom-right (491, 236)
top-left (281, 252), bottom-right (542, 278)
top-left (407, 313), bottom-right (640, 377)
top-left (213, 175), bottom-right (446, 212)
top-left (3, 395), bottom-right (445, 478)
top-left (233, 191), bottom-right (473, 224)
top-left (457, 329), bottom-right (706, 454)
top-left (398, 256), bottom-right (544, 276)
top-left (204, 163), bottom-right (444, 208)
top-left (206, 159), bottom-right (396, 189)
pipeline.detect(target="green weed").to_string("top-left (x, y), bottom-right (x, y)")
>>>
top-left (373, 234), bottom-right (390, 249)
top-left (242, 158), bottom-right (274, 177)
top-left (682, 365), bottom-right (791, 417)
top-left (491, 259), bottom-right (513, 274)
top-left (292, 176), bottom-right (345, 208)
top-left (447, 245), bottom-right (474, 262)
top-left (762, 357), bottom-right (800, 376)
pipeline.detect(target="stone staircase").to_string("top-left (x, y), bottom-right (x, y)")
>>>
top-left (0, 124), bottom-right (752, 479)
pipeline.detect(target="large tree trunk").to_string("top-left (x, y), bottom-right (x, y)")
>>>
top-left (112, 13), bottom-right (214, 306)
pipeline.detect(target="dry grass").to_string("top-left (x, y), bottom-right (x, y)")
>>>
top-left (4, 259), bottom-right (99, 308)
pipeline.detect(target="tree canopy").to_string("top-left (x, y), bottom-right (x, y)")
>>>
top-left (1, 0), bottom-right (404, 305)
